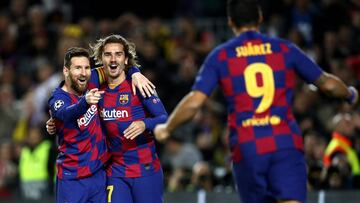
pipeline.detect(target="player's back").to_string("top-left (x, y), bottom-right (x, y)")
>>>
top-left (199, 31), bottom-right (322, 160)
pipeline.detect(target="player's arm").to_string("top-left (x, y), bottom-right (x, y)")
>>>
top-left (129, 69), bottom-right (155, 98)
top-left (154, 90), bottom-right (208, 142)
top-left (314, 72), bottom-right (358, 104)
top-left (123, 91), bottom-right (168, 140)
top-left (49, 96), bottom-right (88, 122)
top-left (49, 89), bottom-right (103, 121)
top-left (289, 43), bottom-right (358, 105)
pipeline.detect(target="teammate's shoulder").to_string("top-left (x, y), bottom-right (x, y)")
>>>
top-left (92, 66), bottom-right (104, 73)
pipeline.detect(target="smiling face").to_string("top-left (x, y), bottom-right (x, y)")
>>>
top-left (101, 42), bottom-right (128, 81)
top-left (63, 56), bottom-right (91, 95)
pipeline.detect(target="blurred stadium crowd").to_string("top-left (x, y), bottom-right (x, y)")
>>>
top-left (1, 0), bottom-right (360, 201)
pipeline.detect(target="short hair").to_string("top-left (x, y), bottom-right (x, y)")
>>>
top-left (227, 0), bottom-right (261, 28)
top-left (90, 34), bottom-right (139, 69)
top-left (64, 47), bottom-right (90, 68)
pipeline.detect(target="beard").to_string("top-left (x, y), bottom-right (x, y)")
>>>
top-left (69, 73), bottom-right (88, 95)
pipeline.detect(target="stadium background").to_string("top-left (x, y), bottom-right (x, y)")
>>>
top-left (0, 0), bottom-right (360, 202)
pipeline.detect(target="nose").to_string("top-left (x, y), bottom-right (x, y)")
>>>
top-left (80, 67), bottom-right (87, 76)
top-left (110, 54), bottom-right (116, 62)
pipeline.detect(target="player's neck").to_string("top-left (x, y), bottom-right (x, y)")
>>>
top-left (107, 72), bottom-right (126, 89)
top-left (233, 26), bottom-right (259, 36)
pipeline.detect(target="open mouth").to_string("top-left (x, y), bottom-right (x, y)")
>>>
top-left (109, 64), bottom-right (117, 70)
top-left (78, 78), bottom-right (87, 85)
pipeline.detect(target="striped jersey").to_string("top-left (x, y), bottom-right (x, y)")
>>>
top-left (48, 81), bottom-right (109, 180)
top-left (98, 77), bottom-right (167, 178)
top-left (48, 66), bottom-right (140, 179)
top-left (192, 31), bottom-right (323, 162)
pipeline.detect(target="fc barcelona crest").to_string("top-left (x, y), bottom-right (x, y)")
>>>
top-left (119, 94), bottom-right (129, 105)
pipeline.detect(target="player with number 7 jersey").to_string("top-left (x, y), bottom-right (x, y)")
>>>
top-left (48, 46), bottom-right (154, 203)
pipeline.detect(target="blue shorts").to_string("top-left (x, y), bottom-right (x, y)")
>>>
top-left (106, 170), bottom-right (163, 203)
top-left (56, 169), bottom-right (106, 203)
top-left (232, 149), bottom-right (307, 203)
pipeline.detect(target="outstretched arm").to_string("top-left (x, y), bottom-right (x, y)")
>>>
top-left (314, 72), bottom-right (358, 105)
top-left (154, 90), bottom-right (208, 142)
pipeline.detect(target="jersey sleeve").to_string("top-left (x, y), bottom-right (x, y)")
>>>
top-left (288, 43), bottom-right (323, 83)
top-left (191, 49), bottom-right (220, 96)
top-left (89, 67), bottom-right (106, 89)
top-left (127, 66), bottom-right (140, 76)
top-left (48, 93), bottom-right (88, 122)
top-left (139, 91), bottom-right (168, 131)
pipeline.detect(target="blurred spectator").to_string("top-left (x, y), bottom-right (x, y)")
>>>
top-left (323, 113), bottom-right (360, 188)
top-left (18, 125), bottom-right (53, 201)
top-left (161, 132), bottom-right (203, 192)
top-left (0, 141), bottom-right (17, 199)
top-left (322, 165), bottom-right (350, 190)
top-left (304, 130), bottom-right (327, 190)
top-left (189, 161), bottom-right (213, 192)
top-left (0, 84), bottom-right (20, 141)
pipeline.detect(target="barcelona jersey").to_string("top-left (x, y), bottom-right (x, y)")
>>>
top-left (98, 77), bottom-right (167, 178)
top-left (48, 81), bottom-right (110, 180)
top-left (192, 31), bottom-right (323, 162)
top-left (48, 67), bottom-right (139, 180)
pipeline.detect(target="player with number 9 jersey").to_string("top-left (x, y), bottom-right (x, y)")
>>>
top-left (192, 31), bottom-right (322, 203)
top-left (155, 1), bottom-right (358, 202)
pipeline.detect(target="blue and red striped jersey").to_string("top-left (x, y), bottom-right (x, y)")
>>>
top-left (48, 81), bottom-right (110, 180)
top-left (192, 31), bottom-right (323, 162)
top-left (98, 77), bottom-right (167, 178)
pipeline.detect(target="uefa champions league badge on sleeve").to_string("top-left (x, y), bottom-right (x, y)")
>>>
top-left (54, 100), bottom-right (65, 111)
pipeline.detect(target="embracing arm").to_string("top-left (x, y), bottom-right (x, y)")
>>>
top-left (128, 66), bottom-right (155, 97)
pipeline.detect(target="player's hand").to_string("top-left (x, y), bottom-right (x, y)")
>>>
top-left (131, 72), bottom-right (155, 97)
top-left (123, 121), bottom-right (146, 140)
top-left (46, 118), bottom-right (56, 135)
top-left (85, 88), bottom-right (104, 104)
top-left (154, 124), bottom-right (170, 142)
top-left (347, 86), bottom-right (359, 106)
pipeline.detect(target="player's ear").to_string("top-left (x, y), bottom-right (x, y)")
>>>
top-left (125, 58), bottom-right (128, 65)
top-left (63, 66), bottom-right (69, 77)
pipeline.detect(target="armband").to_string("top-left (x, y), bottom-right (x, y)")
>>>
top-left (346, 86), bottom-right (358, 105)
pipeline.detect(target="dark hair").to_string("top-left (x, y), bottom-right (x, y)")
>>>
top-left (64, 47), bottom-right (90, 68)
top-left (90, 34), bottom-right (140, 70)
top-left (227, 0), bottom-right (261, 28)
